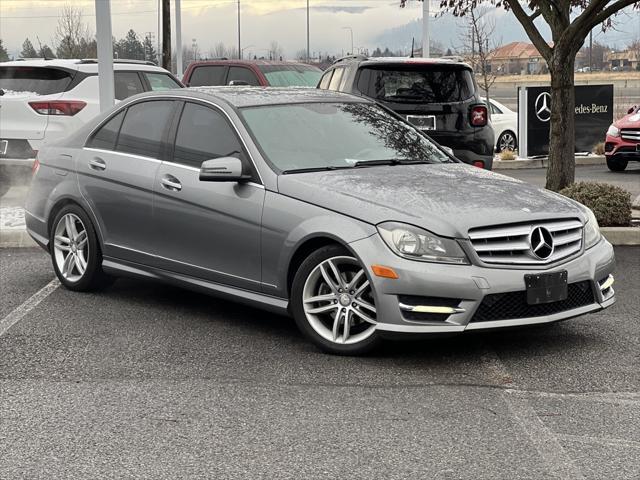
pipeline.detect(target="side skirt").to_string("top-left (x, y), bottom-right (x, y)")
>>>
top-left (102, 257), bottom-right (290, 316)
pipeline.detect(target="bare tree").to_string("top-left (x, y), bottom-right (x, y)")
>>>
top-left (269, 41), bottom-right (284, 61)
top-left (54, 4), bottom-right (93, 58)
top-left (459, 8), bottom-right (498, 103)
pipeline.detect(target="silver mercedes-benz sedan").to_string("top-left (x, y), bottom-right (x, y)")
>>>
top-left (25, 87), bottom-right (616, 355)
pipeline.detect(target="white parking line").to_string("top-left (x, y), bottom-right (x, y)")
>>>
top-left (0, 279), bottom-right (59, 337)
top-left (481, 348), bottom-right (586, 479)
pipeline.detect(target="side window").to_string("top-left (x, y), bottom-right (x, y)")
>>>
top-left (328, 68), bottom-right (344, 91)
top-left (114, 72), bottom-right (145, 100)
top-left (144, 72), bottom-right (181, 91)
top-left (188, 66), bottom-right (227, 86)
top-left (318, 70), bottom-right (333, 90)
top-left (227, 66), bottom-right (260, 86)
top-left (86, 110), bottom-right (125, 150)
top-left (173, 102), bottom-right (255, 179)
top-left (116, 100), bottom-right (174, 159)
top-left (490, 101), bottom-right (502, 115)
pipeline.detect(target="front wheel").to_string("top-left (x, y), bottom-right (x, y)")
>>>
top-left (50, 204), bottom-right (112, 291)
top-left (291, 245), bottom-right (380, 355)
top-left (606, 156), bottom-right (628, 172)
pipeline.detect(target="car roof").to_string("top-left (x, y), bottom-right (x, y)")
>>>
top-left (187, 59), bottom-right (319, 69)
top-left (332, 55), bottom-right (472, 69)
top-left (137, 86), bottom-right (371, 108)
top-left (0, 58), bottom-right (171, 73)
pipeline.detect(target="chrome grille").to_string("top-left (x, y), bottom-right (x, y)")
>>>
top-left (468, 219), bottom-right (583, 265)
top-left (620, 129), bottom-right (640, 142)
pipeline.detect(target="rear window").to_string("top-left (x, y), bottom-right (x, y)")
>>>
top-left (0, 67), bottom-right (72, 95)
top-left (357, 66), bottom-right (475, 103)
top-left (144, 72), bottom-right (181, 91)
top-left (258, 64), bottom-right (322, 87)
top-left (188, 65), bottom-right (227, 86)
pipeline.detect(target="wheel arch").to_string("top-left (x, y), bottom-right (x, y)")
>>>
top-left (47, 197), bottom-right (105, 249)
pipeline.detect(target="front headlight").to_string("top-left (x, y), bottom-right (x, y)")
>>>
top-left (583, 208), bottom-right (602, 249)
top-left (377, 222), bottom-right (469, 264)
top-left (606, 124), bottom-right (620, 137)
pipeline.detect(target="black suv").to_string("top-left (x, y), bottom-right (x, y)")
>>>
top-left (317, 56), bottom-right (495, 169)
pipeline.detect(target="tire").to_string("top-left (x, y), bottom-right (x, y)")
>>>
top-left (290, 244), bottom-right (381, 355)
top-left (49, 204), bottom-right (112, 291)
top-left (497, 131), bottom-right (517, 152)
top-left (606, 156), bottom-right (628, 172)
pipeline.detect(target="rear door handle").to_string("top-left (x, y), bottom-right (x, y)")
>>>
top-left (161, 175), bottom-right (182, 192)
top-left (89, 157), bottom-right (106, 171)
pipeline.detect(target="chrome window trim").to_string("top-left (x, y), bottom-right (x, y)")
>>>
top-left (83, 94), bottom-right (264, 185)
top-left (84, 146), bottom-right (162, 163)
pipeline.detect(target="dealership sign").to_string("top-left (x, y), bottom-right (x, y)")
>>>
top-left (517, 84), bottom-right (613, 157)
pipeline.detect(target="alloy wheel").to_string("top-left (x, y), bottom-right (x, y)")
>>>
top-left (498, 132), bottom-right (516, 152)
top-left (53, 213), bottom-right (89, 283)
top-left (302, 256), bottom-right (377, 345)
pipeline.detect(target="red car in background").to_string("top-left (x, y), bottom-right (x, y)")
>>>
top-left (605, 105), bottom-right (640, 171)
top-left (182, 59), bottom-right (322, 88)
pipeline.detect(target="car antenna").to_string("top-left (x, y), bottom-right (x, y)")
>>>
top-left (410, 37), bottom-right (415, 58)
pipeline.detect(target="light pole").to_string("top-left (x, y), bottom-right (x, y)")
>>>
top-left (237, 0), bottom-right (241, 59)
top-left (176, 0), bottom-right (182, 75)
top-left (422, 0), bottom-right (429, 57)
top-left (95, 0), bottom-right (114, 112)
top-left (342, 27), bottom-right (353, 56)
top-left (241, 44), bottom-right (255, 59)
top-left (306, 0), bottom-right (310, 63)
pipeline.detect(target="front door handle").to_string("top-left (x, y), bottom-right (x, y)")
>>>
top-left (161, 175), bottom-right (182, 192)
top-left (89, 157), bottom-right (106, 171)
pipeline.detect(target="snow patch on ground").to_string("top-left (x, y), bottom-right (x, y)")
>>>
top-left (0, 207), bottom-right (26, 230)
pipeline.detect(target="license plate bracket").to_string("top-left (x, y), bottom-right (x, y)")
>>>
top-left (406, 115), bottom-right (436, 131)
top-left (524, 271), bottom-right (568, 305)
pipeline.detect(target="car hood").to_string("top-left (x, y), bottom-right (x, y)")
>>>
top-left (277, 164), bottom-right (586, 238)
top-left (615, 111), bottom-right (640, 128)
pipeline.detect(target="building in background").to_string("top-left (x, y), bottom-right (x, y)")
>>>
top-left (605, 48), bottom-right (640, 71)
top-left (486, 41), bottom-right (547, 75)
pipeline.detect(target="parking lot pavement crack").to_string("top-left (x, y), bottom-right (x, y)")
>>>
top-left (555, 433), bottom-right (640, 450)
top-left (0, 278), bottom-right (59, 337)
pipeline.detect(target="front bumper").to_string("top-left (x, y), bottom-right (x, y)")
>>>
top-left (605, 135), bottom-right (640, 161)
top-left (349, 234), bottom-right (616, 334)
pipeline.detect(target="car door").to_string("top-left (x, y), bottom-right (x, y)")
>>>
top-left (79, 99), bottom-right (176, 264)
top-left (152, 100), bottom-right (265, 291)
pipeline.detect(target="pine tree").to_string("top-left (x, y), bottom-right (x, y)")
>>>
top-left (143, 34), bottom-right (157, 63)
top-left (21, 38), bottom-right (38, 58)
top-left (38, 44), bottom-right (56, 59)
top-left (0, 39), bottom-right (10, 62)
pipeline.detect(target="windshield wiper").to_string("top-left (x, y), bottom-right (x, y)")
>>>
top-left (281, 166), bottom-right (353, 174)
top-left (354, 159), bottom-right (430, 167)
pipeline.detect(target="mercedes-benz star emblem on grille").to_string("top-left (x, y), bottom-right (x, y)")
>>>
top-left (529, 226), bottom-right (554, 260)
top-left (535, 92), bottom-right (551, 122)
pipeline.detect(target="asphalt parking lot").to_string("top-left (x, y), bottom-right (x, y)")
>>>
top-left (0, 246), bottom-right (638, 479)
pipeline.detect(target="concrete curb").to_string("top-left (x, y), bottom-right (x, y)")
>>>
top-left (494, 155), bottom-right (606, 170)
top-left (0, 230), bottom-right (38, 248)
top-left (600, 227), bottom-right (640, 246)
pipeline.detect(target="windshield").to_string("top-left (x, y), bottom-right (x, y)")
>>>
top-left (258, 64), bottom-right (322, 87)
top-left (357, 66), bottom-right (474, 104)
top-left (240, 102), bottom-right (453, 173)
top-left (0, 67), bottom-right (72, 95)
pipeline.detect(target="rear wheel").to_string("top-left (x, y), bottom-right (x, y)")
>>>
top-left (291, 245), bottom-right (380, 355)
top-left (497, 131), bottom-right (517, 152)
top-left (606, 156), bottom-right (628, 172)
top-left (50, 204), bottom-right (112, 291)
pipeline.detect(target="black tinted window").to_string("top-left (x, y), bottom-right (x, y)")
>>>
top-left (227, 67), bottom-right (259, 86)
top-left (188, 66), bottom-right (227, 86)
top-left (116, 101), bottom-right (174, 158)
top-left (173, 103), bottom-right (251, 176)
top-left (87, 110), bottom-right (125, 150)
top-left (114, 72), bottom-right (144, 100)
top-left (357, 66), bottom-right (475, 103)
top-left (0, 67), bottom-right (72, 95)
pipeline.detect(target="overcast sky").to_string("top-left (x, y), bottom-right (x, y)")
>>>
top-left (1, 0), bottom-right (637, 59)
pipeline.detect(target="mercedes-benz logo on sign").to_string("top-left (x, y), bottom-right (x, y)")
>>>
top-left (529, 226), bottom-right (554, 260)
top-left (535, 92), bottom-right (551, 122)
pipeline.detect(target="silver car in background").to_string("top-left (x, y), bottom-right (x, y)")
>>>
top-left (25, 87), bottom-right (616, 355)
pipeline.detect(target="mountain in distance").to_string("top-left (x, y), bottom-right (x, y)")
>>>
top-left (372, 9), bottom-right (637, 54)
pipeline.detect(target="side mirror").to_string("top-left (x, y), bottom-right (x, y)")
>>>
top-left (199, 157), bottom-right (250, 182)
top-left (441, 146), bottom-right (455, 157)
top-left (228, 80), bottom-right (250, 86)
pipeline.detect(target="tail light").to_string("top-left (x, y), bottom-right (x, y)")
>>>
top-left (472, 160), bottom-right (485, 168)
top-left (32, 157), bottom-right (40, 176)
top-left (29, 100), bottom-right (87, 116)
top-left (469, 104), bottom-right (488, 127)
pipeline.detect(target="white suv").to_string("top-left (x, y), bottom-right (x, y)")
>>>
top-left (0, 59), bottom-right (182, 171)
